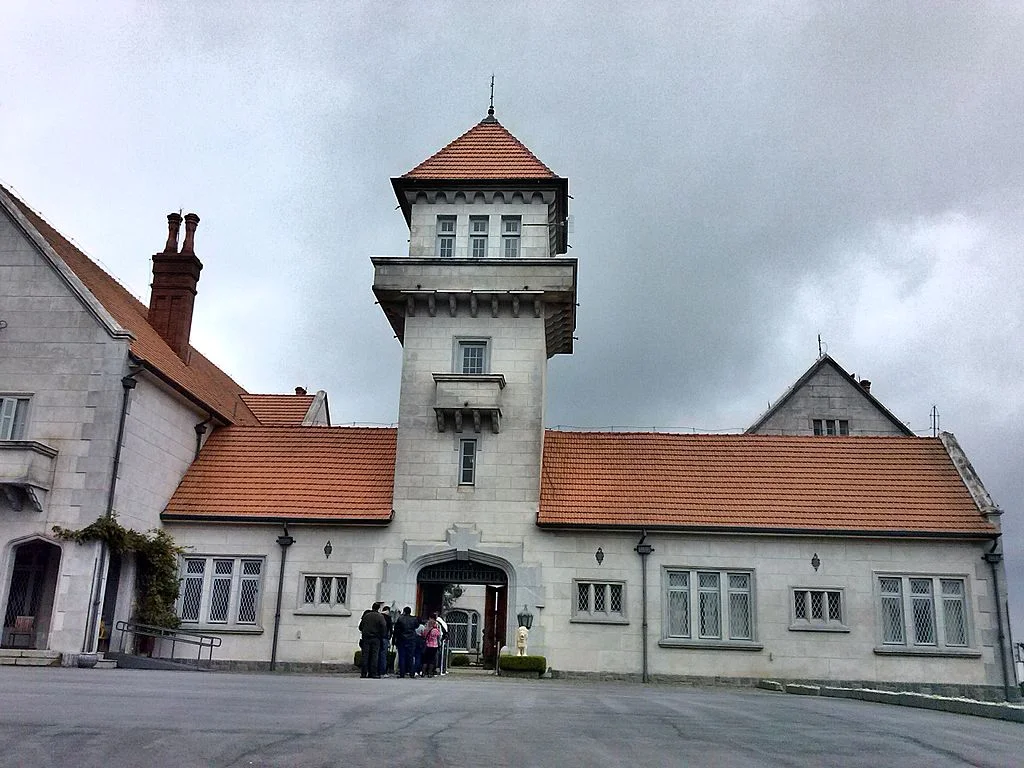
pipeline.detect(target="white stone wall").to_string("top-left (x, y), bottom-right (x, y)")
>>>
top-left (408, 199), bottom-right (550, 259)
top-left (0, 207), bottom-right (131, 652)
top-left (754, 365), bottom-right (908, 435)
top-left (533, 531), bottom-right (1000, 688)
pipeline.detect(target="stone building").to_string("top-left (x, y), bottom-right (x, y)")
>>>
top-left (0, 110), bottom-right (1017, 699)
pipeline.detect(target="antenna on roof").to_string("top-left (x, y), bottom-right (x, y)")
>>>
top-left (488, 74), bottom-right (495, 117)
top-left (817, 334), bottom-right (822, 357)
top-left (931, 405), bottom-right (940, 437)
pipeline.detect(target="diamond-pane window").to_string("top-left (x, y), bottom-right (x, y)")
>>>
top-left (577, 583), bottom-right (590, 612)
top-left (910, 578), bottom-right (936, 645)
top-left (304, 576), bottom-right (316, 605)
top-left (320, 578), bottom-right (332, 604)
top-left (237, 579), bottom-right (259, 624)
top-left (335, 577), bottom-right (348, 606)
top-left (209, 559), bottom-right (233, 623)
top-left (668, 569), bottom-right (755, 643)
top-left (177, 556), bottom-right (265, 628)
top-left (790, 589), bottom-right (844, 630)
top-left (810, 591), bottom-right (824, 620)
top-left (610, 584), bottom-right (622, 613)
top-left (698, 572), bottom-right (721, 639)
top-left (877, 575), bottom-right (971, 650)
top-left (794, 591), bottom-right (807, 620)
top-left (594, 584), bottom-right (606, 612)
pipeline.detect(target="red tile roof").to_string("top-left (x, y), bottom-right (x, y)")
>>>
top-left (162, 427), bottom-right (395, 523)
top-left (3, 187), bottom-right (258, 425)
top-left (240, 394), bottom-right (315, 426)
top-left (539, 432), bottom-right (995, 536)
top-left (403, 117), bottom-right (557, 180)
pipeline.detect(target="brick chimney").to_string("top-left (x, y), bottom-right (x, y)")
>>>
top-left (148, 212), bottom-right (203, 363)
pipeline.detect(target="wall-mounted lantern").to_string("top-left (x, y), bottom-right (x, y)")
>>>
top-left (517, 604), bottom-right (534, 630)
top-left (811, 553), bottom-right (820, 572)
top-left (324, 540), bottom-right (333, 559)
top-left (595, 547), bottom-right (604, 565)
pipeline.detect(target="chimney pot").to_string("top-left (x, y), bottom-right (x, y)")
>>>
top-left (164, 212), bottom-right (183, 253)
top-left (295, 387), bottom-right (307, 396)
top-left (181, 212), bottom-right (201, 254)
top-left (860, 379), bottom-right (872, 393)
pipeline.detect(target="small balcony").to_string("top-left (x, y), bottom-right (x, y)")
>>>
top-left (432, 373), bottom-right (505, 433)
top-left (0, 440), bottom-right (58, 512)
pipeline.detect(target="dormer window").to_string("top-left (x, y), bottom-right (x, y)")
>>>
top-left (501, 216), bottom-right (521, 258)
top-left (0, 396), bottom-right (29, 440)
top-left (436, 216), bottom-right (456, 258)
top-left (470, 216), bottom-right (489, 258)
top-left (813, 418), bottom-right (849, 436)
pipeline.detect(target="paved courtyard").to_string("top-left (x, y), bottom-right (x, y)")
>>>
top-left (0, 667), bottom-right (1021, 767)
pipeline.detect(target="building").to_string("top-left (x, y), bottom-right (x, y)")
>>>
top-left (0, 110), bottom-right (1017, 700)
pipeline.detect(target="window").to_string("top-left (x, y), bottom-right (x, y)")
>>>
top-left (663, 568), bottom-right (757, 646)
top-left (790, 588), bottom-right (847, 631)
top-left (877, 575), bottom-right (970, 651)
top-left (436, 215), bottom-right (456, 258)
top-left (501, 216), bottom-right (520, 258)
top-left (0, 397), bottom-right (29, 440)
top-left (573, 581), bottom-right (627, 623)
top-left (178, 556), bottom-right (264, 629)
top-left (459, 439), bottom-right (477, 485)
top-left (457, 340), bottom-right (488, 374)
top-left (470, 216), bottom-right (488, 258)
top-left (297, 574), bottom-right (350, 615)
top-left (813, 418), bottom-right (849, 436)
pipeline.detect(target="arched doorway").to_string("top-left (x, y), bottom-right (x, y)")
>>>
top-left (417, 559), bottom-right (507, 666)
top-left (2, 539), bottom-right (61, 649)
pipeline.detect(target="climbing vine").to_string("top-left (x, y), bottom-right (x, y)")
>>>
top-left (53, 516), bottom-right (183, 629)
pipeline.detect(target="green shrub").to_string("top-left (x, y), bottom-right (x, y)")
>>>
top-left (353, 649), bottom-right (396, 667)
top-left (498, 655), bottom-right (546, 673)
top-left (449, 653), bottom-right (472, 667)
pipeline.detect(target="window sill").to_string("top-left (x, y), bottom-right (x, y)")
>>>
top-left (788, 623), bottom-right (850, 633)
top-left (873, 646), bottom-right (981, 659)
top-left (659, 639), bottom-right (763, 651)
top-left (179, 624), bottom-right (264, 635)
top-left (294, 607), bottom-right (352, 618)
top-left (570, 616), bottom-right (629, 626)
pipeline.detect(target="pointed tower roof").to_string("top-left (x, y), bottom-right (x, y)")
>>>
top-left (402, 113), bottom-right (557, 180)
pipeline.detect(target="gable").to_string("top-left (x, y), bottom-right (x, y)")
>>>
top-left (747, 356), bottom-right (913, 436)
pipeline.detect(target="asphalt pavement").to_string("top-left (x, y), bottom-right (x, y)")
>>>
top-left (0, 667), bottom-right (1021, 767)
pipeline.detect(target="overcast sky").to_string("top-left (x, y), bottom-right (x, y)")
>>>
top-left (4, 2), bottom-right (1024, 644)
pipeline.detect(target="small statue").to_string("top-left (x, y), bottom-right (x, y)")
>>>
top-left (516, 625), bottom-right (529, 656)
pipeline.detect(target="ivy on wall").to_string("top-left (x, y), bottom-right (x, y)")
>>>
top-left (53, 516), bottom-right (183, 629)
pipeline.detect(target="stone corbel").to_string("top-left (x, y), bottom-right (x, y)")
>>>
top-left (491, 295), bottom-right (499, 318)
top-left (470, 294), bottom-right (479, 317)
top-left (533, 298), bottom-right (542, 318)
top-left (454, 410), bottom-right (463, 433)
top-left (448, 294), bottom-right (457, 317)
top-left (427, 294), bottom-right (436, 317)
top-left (435, 411), bottom-right (447, 433)
top-left (472, 409), bottom-right (482, 433)
top-left (512, 295), bottom-right (520, 318)
top-left (406, 296), bottom-right (416, 317)
top-left (491, 411), bottom-right (501, 434)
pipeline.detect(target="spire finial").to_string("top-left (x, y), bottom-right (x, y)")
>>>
top-left (488, 74), bottom-right (495, 117)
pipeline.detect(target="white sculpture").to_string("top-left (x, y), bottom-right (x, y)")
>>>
top-left (516, 625), bottom-right (529, 656)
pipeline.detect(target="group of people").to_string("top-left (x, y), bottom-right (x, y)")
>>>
top-left (358, 603), bottom-right (448, 679)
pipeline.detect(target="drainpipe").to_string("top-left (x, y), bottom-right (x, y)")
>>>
top-left (83, 372), bottom-right (138, 653)
top-left (193, 415), bottom-right (213, 460)
top-left (269, 525), bottom-right (295, 671)
top-left (634, 529), bottom-right (654, 683)
top-left (983, 537), bottom-right (1019, 701)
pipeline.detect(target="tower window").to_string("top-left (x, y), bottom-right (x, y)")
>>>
top-left (459, 439), bottom-right (477, 485)
top-left (501, 216), bottom-right (521, 258)
top-left (0, 396), bottom-right (30, 440)
top-left (470, 216), bottom-right (488, 258)
top-left (436, 216), bottom-right (456, 258)
top-left (813, 419), bottom-right (849, 436)
top-left (457, 340), bottom-right (488, 374)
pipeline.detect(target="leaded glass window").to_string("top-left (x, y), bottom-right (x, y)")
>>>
top-left (878, 575), bottom-right (970, 650)
top-left (573, 581), bottom-right (626, 622)
top-left (665, 569), bottom-right (755, 643)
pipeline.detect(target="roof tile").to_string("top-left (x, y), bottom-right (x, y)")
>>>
top-left (240, 394), bottom-right (316, 426)
top-left (539, 432), bottom-right (994, 535)
top-left (404, 118), bottom-right (557, 180)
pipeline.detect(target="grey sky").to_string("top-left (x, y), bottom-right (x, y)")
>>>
top-left (4, 3), bottom-right (1023, 642)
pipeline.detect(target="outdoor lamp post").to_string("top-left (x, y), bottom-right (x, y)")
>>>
top-left (517, 605), bottom-right (534, 630)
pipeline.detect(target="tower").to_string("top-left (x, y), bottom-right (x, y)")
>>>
top-left (373, 109), bottom-right (576, 658)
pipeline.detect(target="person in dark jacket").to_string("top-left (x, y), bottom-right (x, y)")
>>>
top-left (378, 605), bottom-right (394, 677)
top-left (392, 606), bottom-right (419, 679)
top-left (358, 602), bottom-right (387, 679)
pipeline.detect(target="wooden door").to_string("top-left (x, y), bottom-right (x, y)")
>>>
top-left (482, 585), bottom-right (507, 665)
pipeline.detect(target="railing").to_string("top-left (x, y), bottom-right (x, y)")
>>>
top-left (115, 620), bottom-right (221, 666)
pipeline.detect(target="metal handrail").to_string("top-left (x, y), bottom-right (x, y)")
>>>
top-left (115, 620), bottom-right (222, 666)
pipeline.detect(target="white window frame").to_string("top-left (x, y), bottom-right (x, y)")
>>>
top-left (0, 396), bottom-right (30, 440)
top-left (295, 573), bottom-right (352, 617)
top-left (789, 587), bottom-right (848, 632)
top-left (660, 567), bottom-right (760, 649)
top-left (458, 438), bottom-right (477, 485)
top-left (177, 555), bottom-right (265, 631)
top-left (469, 216), bottom-right (489, 258)
top-left (501, 215), bottom-right (521, 258)
top-left (812, 418), bottom-right (849, 436)
top-left (874, 573), bottom-right (976, 656)
top-left (571, 580), bottom-right (628, 624)
top-left (436, 215), bottom-right (456, 258)
top-left (454, 338), bottom-right (489, 375)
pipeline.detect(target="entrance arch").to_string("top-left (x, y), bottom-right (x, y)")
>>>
top-left (2, 538), bottom-right (62, 649)
top-left (416, 557), bottom-right (508, 665)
